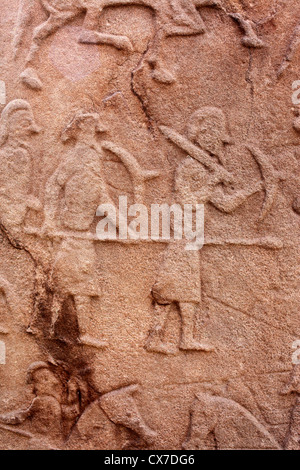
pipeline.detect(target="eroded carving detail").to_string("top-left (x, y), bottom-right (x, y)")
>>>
top-left (277, 22), bottom-right (300, 78)
top-left (69, 384), bottom-right (157, 449)
top-left (183, 393), bottom-right (281, 450)
top-left (0, 362), bottom-right (156, 450)
top-left (0, 362), bottom-right (70, 449)
top-left (14, 0), bottom-right (264, 89)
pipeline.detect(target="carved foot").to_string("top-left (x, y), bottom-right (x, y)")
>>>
top-left (230, 14), bottom-right (264, 49)
top-left (179, 340), bottom-right (214, 352)
top-left (78, 334), bottom-right (107, 349)
top-left (242, 35), bottom-right (264, 49)
top-left (145, 336), bottom-right (176, 355)
top-left (26, 325), bottom-right (40, 336)
top-left (20, 68), bottom-right (43, 90)
top-left (151, 67), bottom-right (176, 85)
top-left (79, 30), bottom-right (133, 52)
top-left (0, 326), bottom-right (8, 335)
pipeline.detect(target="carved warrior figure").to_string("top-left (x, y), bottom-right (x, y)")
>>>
top-left (0, 100), bottom-right (42, 233)
top-left (146, 107), bottom-right (278, 355)
top-left (42, 111), bottom-right (110, 348)
top-left (183, 393), bottom-right (281, 450)
top-left (42, 110), bottom-right (157, 347)
top-left (15, 0), bottom-right (263, 89)
top-left (0, 363), bottom-right (156, 450)
top-left (0, 362), bottom-right (65, 449)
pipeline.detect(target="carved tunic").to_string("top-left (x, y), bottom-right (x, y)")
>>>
top-left (152, 158), bottom-right (208, 303)
top-left (52, 238), bottom-right (101, 296)
top-left (51, 142), bottom-right (107, 296)
top-left (0, 145), bottom-right (31, 227)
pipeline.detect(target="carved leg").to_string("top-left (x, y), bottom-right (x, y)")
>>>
top-left (147, 29), bottom-right (176, 84)
top-left (79, 5), bottom-right (133, 52)
top-left (75, 295), bottom-right (106, 349)
top-left (230, 14), bottom-right (264, 49)
top-left (145, 303), bottom-right (175, 355)
top-left (179, 302), bottom-right (213, 352)
top-left (79, 31), bottom-right (133, 51)
top-left (21, 12), bottom-right (77, 89)
top-left (49, 293), bottom-right (63, 338)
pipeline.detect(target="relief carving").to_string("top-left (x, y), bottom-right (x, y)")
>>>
top-left (69, 384), bottom-right (157, 450)
top-left (0, 100), bottom-right (42, 234)
top-left (14, 0), bottom-right (264, 89)
top-left (0, 0), bottom-right (298, 451)
top-left (0, 362), bottom-right (156, 450)
top-left (183, 393), bottom-right (281, 450)
top-left (146, 107), bottom-right (280, 355)
top-left (26, 109), bottom-right (159, 346)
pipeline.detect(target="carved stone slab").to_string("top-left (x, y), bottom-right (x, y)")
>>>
top-left (0, 0), bottom-right (299, 450)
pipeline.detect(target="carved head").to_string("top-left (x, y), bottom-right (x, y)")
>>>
top-left (186, 107), bottom-right (232, 156)
top-left (27, 362), bottom-right (62, 399)
top-left (61, 111), bottom-right (107, 143)
top-left (0, 100), bottom-right (40, 147)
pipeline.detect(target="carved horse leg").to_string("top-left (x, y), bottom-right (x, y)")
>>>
top-left (230, 13), bottom-right (264, 48)
top-left (78, 0), bottom-right (177, 83)
top-left (21, 10), bottom-right (80, 90)
top-left (146, 1), bottom-right (207, 84)
top-left (79, 2), bottom-right (134, 51)
top-left (145, 28), bottom-right (177, 84)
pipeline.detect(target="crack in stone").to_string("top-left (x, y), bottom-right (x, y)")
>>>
top-left (0, 221), bottom-right (49, 335)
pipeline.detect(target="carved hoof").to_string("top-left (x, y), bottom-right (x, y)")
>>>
top-left (0, 326), bottom-right (8, 335)
top-left (20, 68), bottom-right (43, 90)
top-left (242, 36), bottom-right (264, 49)
top-left (151, 68), bottom-right (176, 85)
top-left (112, 35), bottom-right (134, 53)
top-left (79, 334), bottom-right (107, 349)
top-left (179, 341), bottom-right (214, 352)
